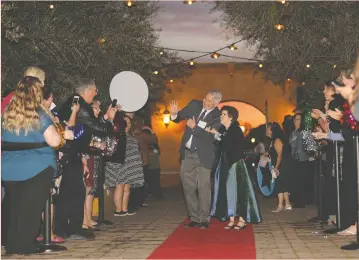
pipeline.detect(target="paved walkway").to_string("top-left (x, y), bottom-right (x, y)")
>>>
top-left (2, 188), bottom-right (359, 259)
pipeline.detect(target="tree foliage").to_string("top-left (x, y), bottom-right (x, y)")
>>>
top-left (2, 1), bottom-right (189, 109)
top-left (214, 1), bottom-right (359, 107)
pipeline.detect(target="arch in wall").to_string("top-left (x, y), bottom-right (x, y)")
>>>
top-left (218, 99), bottom-right (266, 129)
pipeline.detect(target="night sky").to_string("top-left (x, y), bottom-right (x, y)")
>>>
top-left (153, 1), bottom-right (256, 63)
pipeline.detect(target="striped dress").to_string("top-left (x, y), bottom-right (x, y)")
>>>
top-left (105, 135), bottom-right (144, 188)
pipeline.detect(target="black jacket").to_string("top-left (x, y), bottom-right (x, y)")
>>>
top-left (216, 121), bottom-right (245, 166)
top-left (172, 100), bottom-right (221, 169)
top-left (58, 94), bottom-right (113, 153)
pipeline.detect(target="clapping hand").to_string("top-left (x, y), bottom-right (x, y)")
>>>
top-left (312, 132), bottom-right (328, 140)
top-left (186, 117), bottom-right (196, 129)
top-left (327, 109), bottom-right (343, 121)
top-left (205, 127), bottom-right (218, 135)
top-left (169, 100), bottom-right (179, 116)
top-left (311, 109), bottom-right (324, 120)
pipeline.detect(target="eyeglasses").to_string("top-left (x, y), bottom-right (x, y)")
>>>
top-left (89, 88), bottom-right (98, 94)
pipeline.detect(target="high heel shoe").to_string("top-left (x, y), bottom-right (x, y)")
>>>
top-left (234, 221), bottom-right (247, 231)
top-left (82, 224), bottom-right (101, 232)
top-left (224, 221), bottom-right (235, 230)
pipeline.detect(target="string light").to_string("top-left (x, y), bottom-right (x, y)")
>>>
top-left (183, 0), bottom-right (195, 5)
top-left (258, 63), bottom-right (263, 68)
top-left (210, 52), bottom-right (220, 59)
top-left (189, 60), bottom-right (195, 66)
top-left (125, 1), bottom-right (134, 7)
top-left (153, 70), bottom-right (159, 75)
top-left (229, 44), bottom-right (238, 51)
top-left (159, 51), bottom-right (164, 55)
top-left (287, 78), bottom-right (291, 81)
top-left (274, 24), bottom-right (285, 30)
top-left (169, 79), bottom-right (174, 83)
top-left (333, 64), bottom-right (337, 68)
top-left (306, 64), bottom-right (311, 68)
top-left (49, 4), bottom-right (54, 9)
top-left (98, 37), bottom-right (105, 45)
top-left (301, 82), bottom-right (305, 86)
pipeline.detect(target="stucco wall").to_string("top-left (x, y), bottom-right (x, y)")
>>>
top-left (151, 63), bottom-right (296, 172)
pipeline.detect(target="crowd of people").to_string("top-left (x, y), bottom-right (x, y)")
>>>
top-left (168, 58), bottom-right (358, 236)
top-left (260, 60), bottom-right (359, 237)
top-left (1, 57), bottom-right (358, 255)
top-left (1, 66), bottom-right (163, 255)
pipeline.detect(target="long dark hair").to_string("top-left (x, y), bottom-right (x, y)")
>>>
top-left (268, 122), bottom-right (285, 143)
top-left (293, 113), bottom-right (305, 131)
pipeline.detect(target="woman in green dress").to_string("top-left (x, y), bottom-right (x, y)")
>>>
top-left (206, 106), bottom-right (262, 230)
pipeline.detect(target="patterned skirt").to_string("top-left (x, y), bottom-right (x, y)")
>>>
top-left (105, 136), bottom-right (144, 188)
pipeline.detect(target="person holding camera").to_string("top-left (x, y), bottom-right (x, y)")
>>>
top-left (55, 78), bottom-right (117, 240)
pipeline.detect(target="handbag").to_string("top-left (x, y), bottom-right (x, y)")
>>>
top-left (301, 130), bottom-right (319, 154)
top-left (91, 135), bottom-right (119, 156)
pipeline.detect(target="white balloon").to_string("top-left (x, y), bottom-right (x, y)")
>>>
top-left (109, 71), bottom-right (149, 112)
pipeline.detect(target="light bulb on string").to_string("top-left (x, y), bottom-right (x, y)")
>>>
top-left (333, 64), bottom-right (337, 68)
top-left (306, 64), bottom-right (311, 68)
top-left (159, 51), bottom-right (164, 56)
top-left (274, 24), bottom-right (285, 30)
top-left (98, 37), bottom-right (105, 45)
top-left (189, 60), bottom-right (195, 66)
top-left (169, 79), bottom-right (174, 83)
top-left (125, 1), bottom-right (134, 7)
top-left (258, 63), bottom-right (263, 68)
top-left (229, 44), bottom-right (238, 51)
top-left (153, 70), bottom-right (159, 75)
top-left (49, 4), bottom-right (54, 9)
top-left (210, 52), bottom-right (220, 59)
top-left (183, 0), bottom-right (196, 5)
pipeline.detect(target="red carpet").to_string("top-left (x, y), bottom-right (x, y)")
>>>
top-left (148, 219), bottom-right (256, 259)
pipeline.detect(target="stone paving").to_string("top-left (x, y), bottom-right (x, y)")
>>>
top-left (2, 187), bottom-right (359, 259)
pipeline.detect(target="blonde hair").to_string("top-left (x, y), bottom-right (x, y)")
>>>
top-left (24, 66), bottom-right (45, 86)
top-left (3, 76), bottom-right (48, 135)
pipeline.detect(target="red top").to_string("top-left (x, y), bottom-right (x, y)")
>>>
top-left (1, 92), bottom-right (14, 114)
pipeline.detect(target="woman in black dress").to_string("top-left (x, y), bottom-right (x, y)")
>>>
top-left (265, 122), bottom-right (293, 212)
top-left (207, 106), bottom-right (262, 230)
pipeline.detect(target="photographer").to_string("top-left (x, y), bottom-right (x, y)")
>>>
top-left (55, 78), bottom-right (117, 240)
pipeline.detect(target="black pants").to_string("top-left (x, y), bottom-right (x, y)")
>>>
top-left (147, 168), bottom-right (163, 198)
top-left (291, 160), bottom-right (315, 207)
top-left (323, 160), bottom-right (337, 217)
top-left (129, 166), bottom-right (148, 210)
top-left (54, 156), bottom-right (85, 236)
top-left (3, 167), bottom-right (53, 254)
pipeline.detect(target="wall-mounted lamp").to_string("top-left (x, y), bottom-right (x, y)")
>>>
top-left (162, 109), bottom-right (171, 128)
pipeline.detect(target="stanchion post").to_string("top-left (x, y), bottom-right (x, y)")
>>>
top-left (341, 135), bottom-right (359, 251)
top-left (98, 155), bottom-right (105, 223)
top-left (41, 192), bottom-right (66, 252)
top-left (318, 156), bottom-right (325, 221)
top-left (97, 153), bottom-right (113, 226)
top-left (323, 141), bottom-right (343, 233)
top-left (334, 141), bottom-right (342, 230)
